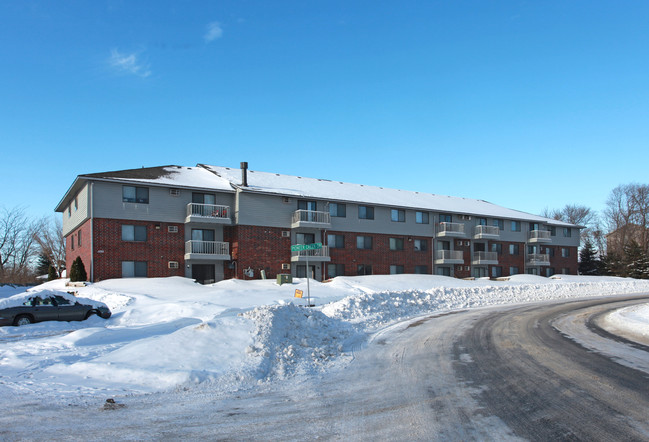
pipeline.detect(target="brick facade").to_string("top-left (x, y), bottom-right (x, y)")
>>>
top-left (224, 225), bottom-right (292, 280)
top-left (65, 219), bottom-right (93, 279)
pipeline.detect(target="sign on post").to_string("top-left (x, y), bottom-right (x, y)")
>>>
top-left (294, 289), bottom-right (303, 298)
top-left (290, 242), bottom-right (323, 252)
top-left (291, 243), bottom-right (322, 307)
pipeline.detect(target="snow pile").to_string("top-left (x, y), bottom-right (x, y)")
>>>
top-left (0, 289), bottom-right (109, 310)
top-left (603, 303), bottom-right (649, 343)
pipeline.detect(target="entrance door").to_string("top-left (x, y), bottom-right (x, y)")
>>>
top-left (192, 264), bottom-right (215, 284)
top-left (296, 265), bottom-right (316, 279)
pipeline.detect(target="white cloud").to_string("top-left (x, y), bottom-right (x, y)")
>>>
top-left (108, 49), bottom-right (151, 78)
top-left (204, 21), bottom-right (223, 42)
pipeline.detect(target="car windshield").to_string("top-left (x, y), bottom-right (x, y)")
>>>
top-left (54, 295), bottom-right (71, 305)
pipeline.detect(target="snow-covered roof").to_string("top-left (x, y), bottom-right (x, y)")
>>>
top-left (200, 164), bottom-right (577, 227)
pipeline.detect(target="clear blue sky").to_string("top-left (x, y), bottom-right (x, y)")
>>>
top-left (2, 1), bottom-right (648, 220)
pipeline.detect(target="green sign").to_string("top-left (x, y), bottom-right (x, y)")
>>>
top-left (291, 242), bottom-right (323, 252)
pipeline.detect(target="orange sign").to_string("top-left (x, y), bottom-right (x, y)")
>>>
top-left (294, 289), bottom-right (303, 298)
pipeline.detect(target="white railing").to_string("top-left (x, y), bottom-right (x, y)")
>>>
top-left (186, 203), bottom-right (230, 219)
top-left (185, 240), bottom-right (229, 256)
top-left (527, 253), bottom-right (550, 264)
top-left (474, 225), bottom-right (500, 237)
top-left (528, 230), bottom-right (551, 241)
top-left (438, 222), bottom-right (465, 234)
top-left (292, 210), bottom-right (331, 224)
top-left (435, 250), bottom-right (464, 261)
top-left (473, 251), bottom-right (498, 263)
top-left (291, 246), bottom-right (330, 259)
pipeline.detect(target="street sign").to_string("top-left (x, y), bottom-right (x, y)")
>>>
top-left (294, 289), bottom-right (303, 298)
top-left (290, 242), bottom-right (323, 252)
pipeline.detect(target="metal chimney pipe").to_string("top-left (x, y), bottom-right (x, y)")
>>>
top-left (240, 162), bottom-right (248, 187)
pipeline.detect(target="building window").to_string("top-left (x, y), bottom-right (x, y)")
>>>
top-left (192, 192), bottom-right (216, 205)
top-left (122, 225), bottom-right (147, 242)
top-left (561, 247), bottom-right (570, 258)
top-left (68, 206), bottom-right (71, 218)
top-left (296, 232), bottom-right (315, 244)
top-left (358, 205), bottom-right (374, 220)
top-left (473, 267), bottom-right (488, 278)
top-left (414, 239), bottom-right (428, 251)
top-left (415, 265), bottom-right (428, 274)
top-left (70, 235), bottom-right (75, 250)
top-left (391, 209), bottom-right (405, 222)
top-left (329, 203), bottom-right (346, 217)
top-left (492, 219), bottom-right (504, 230)
top-left (478, 217), bottom-right (487, 226)
top-left (357, 264), bottom-right (372, 275)
top-left (74, 197), bottom-right (78, 211)
top-left (390, 265), bottom-right (404, 274)
top-left (527, 268), bottom-right (538, 275)
top-left (357, 236), bottom-right (373, 249)
top-left (416, 211), bottom-right (429, 224)
top-left (389, 237), bottom-right (404, 251)
top-left (298, 200), bottom-right (317, 211)
top-left (491, 266), bottom-right (503, 278)
top-left (547, 247), bottom-right (555, 257)
top-left (491, 243), bottom-right (502, 255)
top-left (327, 234), bottom-right (344, 248)
top-left (509, 266), bottom-right (519, 275)
top-left (563, 228), bottom-right (572, 237)
top-left (509, 244), bottom-right (520, 255)
top-left (439, 213), bottom-right (452, 223)
top-left (123, 186), bottom-right (149, 204)
top-left (546, 267), bottom-right (555, 277)
top-left (550, 226), bottom-right (556, 236)
top-left (327, 264), bottom-right (344, 278)
top-left (561, 267), bottom-right (570, 274)
top-left (122, 261), bottom-right (147, 278)
top-left (511, 220), bottom-right (521, 232)
top-left (437, 267), bottom-right (451, 276)
top-left (77, 231), bottom-right (82, 247)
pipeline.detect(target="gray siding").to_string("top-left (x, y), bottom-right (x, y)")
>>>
top-left (62, 183), bottom-right (90, 236)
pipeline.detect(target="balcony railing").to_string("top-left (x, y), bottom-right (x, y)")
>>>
top-left (474, 225), bottom-right (500, 239)
top-left (291, 245), bottom-right (331, 262)
top-left (472, 251), bottom-right (499, 265)
top-left (184, 240), bottom-right (230, 260)
top-left (185, 203), bottom-right (231, 224)
top-left (434, 249), bottom-right (464, 264)
top-left (291, 210), bottom-right (331, 228)
top-left (527, 253), bottom-right (550, 266)
top-left (437, 222), bottom-right (466, 237)
top-left (528, 229), bottom-right (551, 243)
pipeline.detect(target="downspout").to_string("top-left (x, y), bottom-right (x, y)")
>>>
top-left (90, 182), bottom-right (94, 283)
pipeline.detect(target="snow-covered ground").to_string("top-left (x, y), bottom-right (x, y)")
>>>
top-left (1, 274), bottom-right (649, 406)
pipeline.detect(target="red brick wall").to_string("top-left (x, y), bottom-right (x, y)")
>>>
top-left (326, 231), bottom-right (433, 276)
top-left (547, 245), bottom-right (579, 275)
top-left (224, 225), bottom-right (292, 279)
top-left (490, 241), bottom-right (526, 276)
top-left (65, 219), bottom-right (93, 281)
top-left (91, 218), bottom-right (185, 281)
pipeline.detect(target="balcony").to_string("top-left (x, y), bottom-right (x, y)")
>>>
top-left (472, 251), bottom-right (499, 265)
top-left (291, 245), bottom-right (331, 262)
top-left (185, 203), bottom-right (231, 224)
top-left (291, 210), bottom-right (331, 229)
top-left (528, 230), bottom-right (551, 243)
top-left (474, 225), bottom-right (500, 239)
top-left (434, 249), bottom-right (464, 264)
top-left (527, 253), bottom-right (550, 266)
top-left (437, 222), bottom-right (466, 237)
top-left (184, 240), bottom-right (230, 261)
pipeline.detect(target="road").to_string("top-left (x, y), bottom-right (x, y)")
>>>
top-left (3, 295), bottom-right (649, 440)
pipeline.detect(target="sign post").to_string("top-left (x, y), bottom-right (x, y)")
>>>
top-left (290, 243), bottom-right (322, 307)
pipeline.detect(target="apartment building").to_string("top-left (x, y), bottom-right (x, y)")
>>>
top-left (55, 163), bottom-right (581, 284)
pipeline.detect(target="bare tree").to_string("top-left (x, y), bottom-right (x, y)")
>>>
top-left (0, 206), bottom-right (44, 283)
top-left (603, 184), bottom-right (649, 254)
top-left (543, 204), bottom-right (598, 246)
top-left (33, 216), bottom-right (66, 277)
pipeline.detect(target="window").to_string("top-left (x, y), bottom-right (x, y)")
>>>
top-left (491, 243), bottom-right (502, 255)
top-left (561, 247), bottom-right (570, 258)
top-left (492, 219), bottom-right (504, 230)
top-left (123, 186), bottom-right (149, 204)
top-left (550, 226), bottom-right (556, 236)
top-left (546, 268), bottom-right (555, 277)
top-left (77, 231), bottom-right (82, 247)
top-left (473, 267), bottom-right (488, 278)
top-left (437, 267), bottom-right (451, 276)
top-left (414, 239), bottom-right (428, 251)
top-left (391, 209), bottom-right (405, 222)
top-left (529, 223), bottom-right (540, 231)
top-left (547, 247), bottom-right (555, 257)
top-left (415, 265), bottom-right (428, 274)
top-left (122, 261), bottom-right (147, 278)
top-left (439, 240), bottom-right (451, 250)
top-left (192, 229), bottom-right (215, 242)
top-left (563, 228), bottom-right (572, 237)
top-left (416, 211), bottom-right (429, 224)
top-left (511, 220), bottom-right (521, 232)
top-left (329, 203), bottom-right (346, 217)
top-left (327, 234), bottom-right (344, 248)
top-left (478, 218), bottom-right (487, 226)
top-left (74, 197), bottom-right (78, 211)
top-left (390, 265), bottom-right (404, 274)
top-left (68, 206), bottom-right (71, 218)
top-left (358, 205), bottom-right (374, 220)
top-left (70, 234), bottom-right (75, 250)
top-left (561, 268), bottom-right (570, 275)
top-left (509, 244), bottom-right (520, 255)
top-left (192, 192), bottom-right (216, 205)
top-left (298, 200), bottom-right (317, 211)
top-left (389, 237), bottom-right (404, 251)
top-left (357, 236), bottom-right (373, 249)
top-left (327, 264), bottom-right (345, 278)
top-left (122, 225), bottom-right (147, 242)
top-left (509, 266), bottom-right (519, 275)
top-left (357, 264), bottom-right (372, 275)
top-left (527, 268), bottom-right (538, 275)
top-left (491, 266), bottom-right (503, 278)
top-left (439, 213), bottom-right (452, 223)
top-left (296, 233), bottom-right (315, 244)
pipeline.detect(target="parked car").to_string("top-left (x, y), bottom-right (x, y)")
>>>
top-left (0, 290), bottom-right (111, 327)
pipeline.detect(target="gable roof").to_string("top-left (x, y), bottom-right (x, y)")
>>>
top-left (199, 164), bottom-right (577, 227)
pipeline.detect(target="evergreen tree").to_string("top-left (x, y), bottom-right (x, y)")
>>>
top-left (601, 252), bottom-right (624, 276)
top-left (69, 257), bottom-right (88, 282)
top-left (578, 240), bottom-right (599, 275)
top-left (47, 265), bottom-right (58, 281)
top-left (36, 253), bottom-right (52, 276)
top-left (624, 241), bottom-right (649, 279)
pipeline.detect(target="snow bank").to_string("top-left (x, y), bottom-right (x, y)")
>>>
top-left (602, 303), bottom-right (649, 343)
